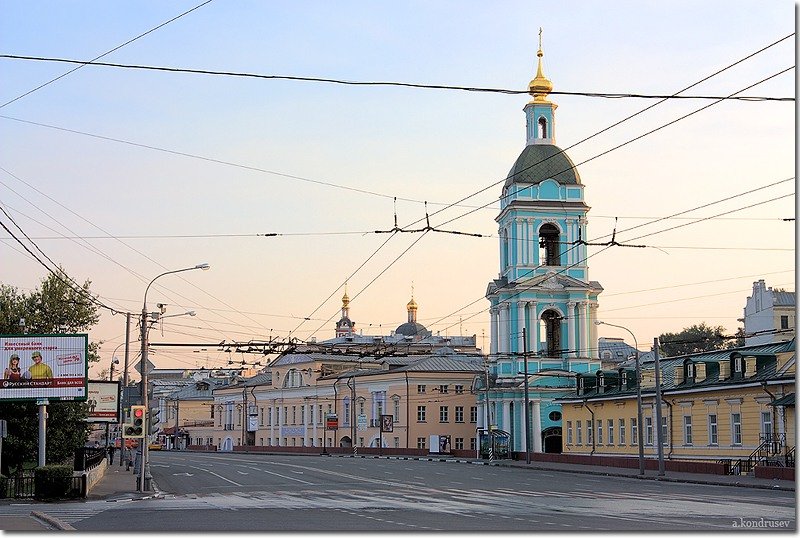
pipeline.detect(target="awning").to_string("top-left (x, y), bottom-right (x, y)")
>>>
top-left (770, 393), bottom-right (795, 407)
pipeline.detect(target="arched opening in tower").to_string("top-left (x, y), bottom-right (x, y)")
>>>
top-left (541, 309), bottom-right (562, 357)
top-left (539, 224), bottom-right (561, 266)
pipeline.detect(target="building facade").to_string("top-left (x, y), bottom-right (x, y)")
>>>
top-left (479, 42), bottom-right (602, 454)
top-left (559, 340), bottom-right (795, 468)
top-left (742, 279), bottom-right (796, 346)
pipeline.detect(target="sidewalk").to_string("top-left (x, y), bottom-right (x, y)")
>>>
top-left (0, 460), bottom-right (151, 531)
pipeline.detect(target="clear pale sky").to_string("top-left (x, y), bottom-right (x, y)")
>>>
top-left (0, 1), bottom-right (794, 379)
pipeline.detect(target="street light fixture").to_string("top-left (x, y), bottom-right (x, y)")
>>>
top-left (139, 263), bottom-right (210, 491)
top-left (595, 320), bottom-right (645, 476)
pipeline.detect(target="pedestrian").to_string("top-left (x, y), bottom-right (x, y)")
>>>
top-left (108, 444), bottom-right (116, 464)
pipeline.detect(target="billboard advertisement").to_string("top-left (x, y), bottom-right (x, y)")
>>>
top-left (0, 334), bottom-right (88, 402)
top-left (87, 380), bottom-right (120, 423)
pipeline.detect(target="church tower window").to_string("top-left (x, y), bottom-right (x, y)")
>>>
top-left (538, 116), bottom-right (548, 139)
top-left (542, 309), bottom-right (562, 358)
top-left (539, 223), bottom-right (561, 266)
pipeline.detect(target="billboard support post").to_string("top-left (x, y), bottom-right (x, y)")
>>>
top-left (38, 404), bottom-right (46, 467)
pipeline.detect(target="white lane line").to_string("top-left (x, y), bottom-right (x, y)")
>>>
top-left (185, 466), bottom-right (243, 487)
top-left (258, 468), bottom-right (314, 485)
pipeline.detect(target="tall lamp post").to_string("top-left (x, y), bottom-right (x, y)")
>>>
top-left (140, 263), bottom-right (210, 491)
top-left (595, 321), bottom-right (645, 476)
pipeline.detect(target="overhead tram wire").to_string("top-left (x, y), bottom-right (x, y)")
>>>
top-left (0, 208), bottom-right (125, 314)
top-left (0, 54), bottom-right (792, 103)
top-left (429, 188), bottom-right (795, 334)
top-left (289, 37), bottom-right (795, 342)
top-left (0, 166), bottom-right (278, 343)
top-left (0, 34), bottom-right (793, 220)
top-left (383, 33), bottom-right (795, 235)
top-left (0, 0), bottom-right (215, 109)
top-left (434, 66), bottom-right (794, 234)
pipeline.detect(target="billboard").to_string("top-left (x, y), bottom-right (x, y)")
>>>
top-left (87, 380), bottom-right (120, 423)
top-left (0, 334), bottom-right (88, 402)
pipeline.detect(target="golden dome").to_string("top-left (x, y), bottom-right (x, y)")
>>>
top-left (341, 284), bottom-right (350, 307)
top-left (528, 31), bottom-right (553, 103)
top-left (407, 297), bottom-right (418, 311)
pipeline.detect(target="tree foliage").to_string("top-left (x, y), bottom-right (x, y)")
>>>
top-left (658, 322), bottom-right (739, 358)
top-left (0, 271), bottom-right (101, 474)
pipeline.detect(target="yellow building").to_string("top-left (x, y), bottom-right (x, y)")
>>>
top-left (211, 347), bottom-right (484, 453)
top-left (559, 340), bottom-right (795, 471)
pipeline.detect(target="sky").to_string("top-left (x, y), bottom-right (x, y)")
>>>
top-left (0, 1), bottom-right (795, 379)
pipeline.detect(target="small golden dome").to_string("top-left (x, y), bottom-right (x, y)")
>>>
top-left (528, 29), bottom-right (553, 103)
top-left (407, 297), bottom-right (418, 311)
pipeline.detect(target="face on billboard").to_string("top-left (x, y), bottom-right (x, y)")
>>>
top-left (0, 335), bottom-right (88, 402)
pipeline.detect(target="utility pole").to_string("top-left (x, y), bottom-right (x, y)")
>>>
top-left (653, 337), bottom-right (665, 476)
top-left (522, 327), bottom-right (531, 465)
top-left (484, 356), bottom-right (493, 463)
top-left (173, 398), bottom-right (180, 450)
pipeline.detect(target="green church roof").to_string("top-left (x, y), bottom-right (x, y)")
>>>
top-left (505, 144), bottom-right (581, 187)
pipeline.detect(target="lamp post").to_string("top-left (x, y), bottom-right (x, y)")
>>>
top-left (521, 327), bottom-right (531, 465)
top-left (595, 321), bottom-right (645, 476)
top-left (140, 263), bottom-right (209, 491)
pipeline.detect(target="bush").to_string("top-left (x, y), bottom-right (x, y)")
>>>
top-left (34, 465), bottom-right (73, 499)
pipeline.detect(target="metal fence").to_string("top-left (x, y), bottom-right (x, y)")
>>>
top-left (0, 474), bottom-right (85, 499)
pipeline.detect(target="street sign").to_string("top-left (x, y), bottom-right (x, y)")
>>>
top-left (134, 358), bottom-right (156, 376)
top-left (326, 413), bottom-right (338, 431)
top-left (356, 414), bottom-right (367, 431)
top-left (380, 414), bottom-right (393, 433)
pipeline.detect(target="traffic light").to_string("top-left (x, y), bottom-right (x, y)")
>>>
top-left (149, 407), bottom-right (161, 436)
top-left (124, 405), bottom-right (146, 438)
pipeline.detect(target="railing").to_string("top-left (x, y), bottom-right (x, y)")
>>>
top-left (0, 473), bottom-right (85, 499)
top-left (74, 446), bottom-right (107, 471)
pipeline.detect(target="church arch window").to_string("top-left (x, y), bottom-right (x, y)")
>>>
top-left (541, 309), bottom-right (562, 358)
top-left (538, 116), bottom-right (548, 139)
top-left (539, 223), bottom-right (561, 266)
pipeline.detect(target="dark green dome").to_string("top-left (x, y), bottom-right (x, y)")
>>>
top-left (505, 144), bottom-right (581, 187)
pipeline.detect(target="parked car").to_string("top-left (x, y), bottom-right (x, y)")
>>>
top-left (148, 442), bottom-right (163, 451)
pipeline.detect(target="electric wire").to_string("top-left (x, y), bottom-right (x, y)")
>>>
top-left (0, 54), bottom-right (792, 102)
top-left (0, 0), bottom-right (215, 109)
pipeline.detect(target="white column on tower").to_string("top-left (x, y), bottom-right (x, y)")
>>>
top-left (567, 301), bottom-right (577, 358)
top-left (579, 301), bottom-right (589, 357)
top-left (529, 301), bottom-right (539, 354)
top-left (490, 307), bottom-right (499, 355)
top-left (532, 400), bottom-right (543, 452)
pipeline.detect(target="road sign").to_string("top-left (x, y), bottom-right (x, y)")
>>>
top-left (326, 413), bottom-right (338, 431)
top-left (380, 414), bottom-right (393, 433)
top-left (356, 414), bottom-right (367, 431)
top-left (134, 358), bottom-right (155, 376)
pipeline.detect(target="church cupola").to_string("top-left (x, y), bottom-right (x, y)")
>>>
top-left (525, 29), bottom-right (556, 146)
top-left (335, 284), bottom-right (355, 337)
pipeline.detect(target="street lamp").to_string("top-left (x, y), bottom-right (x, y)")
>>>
top-left (595, 320), bottom-right (645, 476)
top-left (140, 263), bottom-right (210, 491)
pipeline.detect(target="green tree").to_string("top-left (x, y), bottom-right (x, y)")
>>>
top-left (0, 271), bottom-right (101, 475)
top-left (658, 322), bottom-right (737, 358)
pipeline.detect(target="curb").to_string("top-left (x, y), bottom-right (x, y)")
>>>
top-left (30, 510), bottom-right (75, 531)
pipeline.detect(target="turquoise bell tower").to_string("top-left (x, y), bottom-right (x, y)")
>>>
top-left (480, 33), bottom-right (602, 455)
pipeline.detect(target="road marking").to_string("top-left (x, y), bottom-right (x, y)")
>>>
top-left (185, 465), bottom-right (243, 487)
top-left (236, 471), bottom-right (248, 475)
top-left (172, 472), bottom-right (194, 476)
top-left (258, 468), bottom-right (314, 485)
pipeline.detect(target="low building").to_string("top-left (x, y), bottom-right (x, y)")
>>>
top-left (211, 347), bottom-right (483, 453)
top-left (558, 339), bottom-right (795, 470)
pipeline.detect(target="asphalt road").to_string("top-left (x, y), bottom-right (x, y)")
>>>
top-left (6, 452), bottom-right (797, 531)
